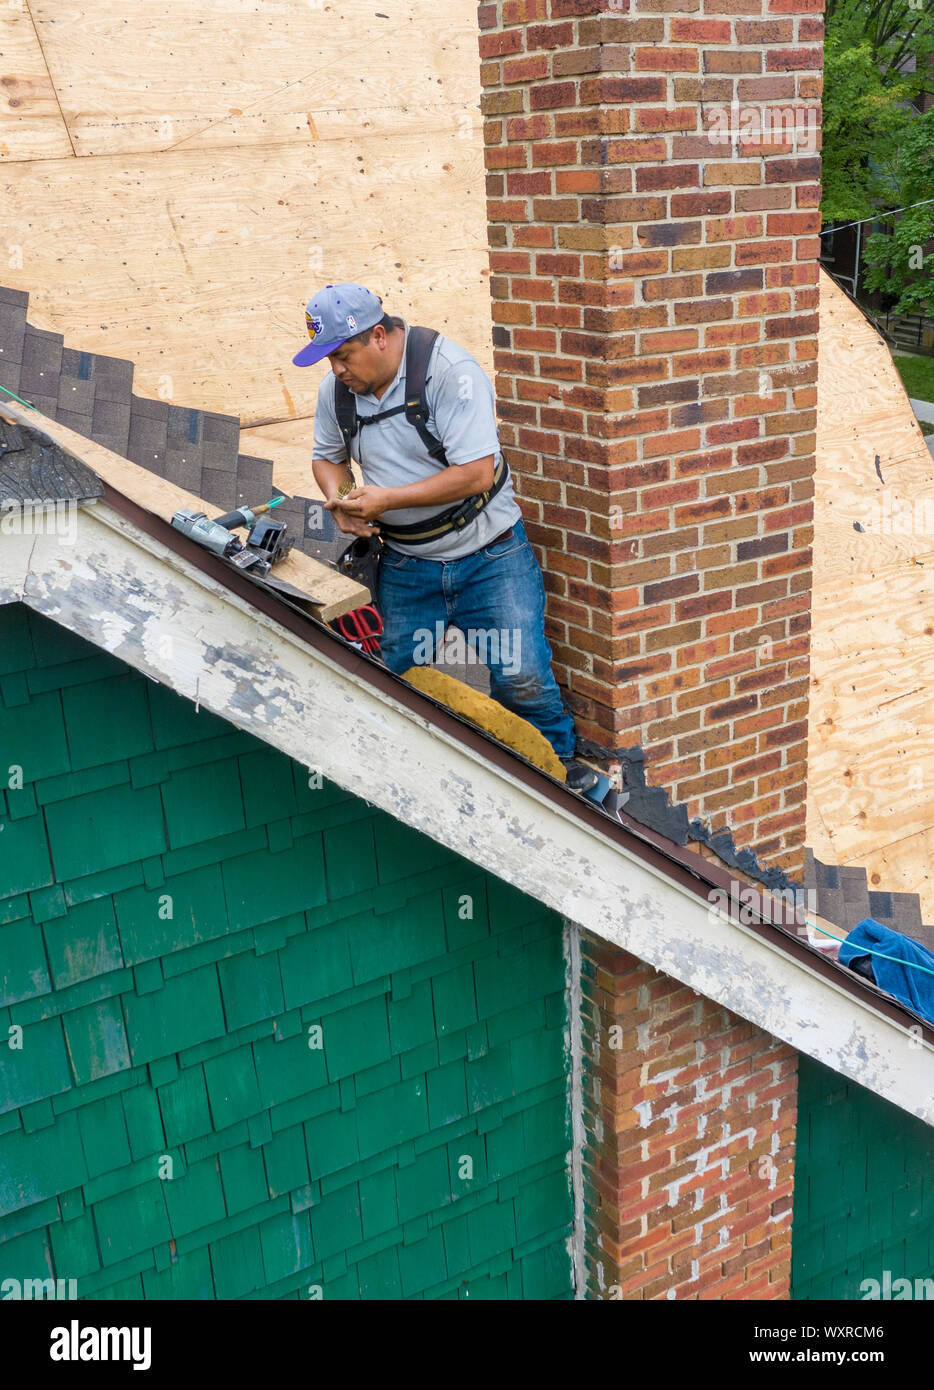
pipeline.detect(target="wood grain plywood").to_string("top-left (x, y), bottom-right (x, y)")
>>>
top-left (26, 0), bottom-right (482, 157)
top-left (808, 270), bottom-right (934, 917)
top-left (1, 133), bottom-right (491, 426)
top-left (0, 5), bottom-right (72, 162)
top-left (1, 0), bottom-right (490, 428)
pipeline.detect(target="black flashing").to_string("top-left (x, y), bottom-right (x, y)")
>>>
top-left (577, 737), bottom-right (795, 893)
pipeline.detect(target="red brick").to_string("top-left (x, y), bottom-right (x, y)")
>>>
top-left (634, 106), bottom-right (698, 133)
top-left (478, 0), bottom-right (817, 897)
top-left (671, 18), bottom-right (732, 42)
top-left (766, 47), bottom-right (823, 71)
top-left (635, 48), bottom-right (699, 72)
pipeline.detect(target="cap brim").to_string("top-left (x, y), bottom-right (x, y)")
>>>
top-left (292, 336), bottom-right (346, 367)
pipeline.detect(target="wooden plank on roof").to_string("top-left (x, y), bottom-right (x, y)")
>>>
top-left (808, 270), bottom-right (934, 921)
top-left (0, 5), bottom-right (73, 162)
top-left (0, 395), bottom-right (369, 621)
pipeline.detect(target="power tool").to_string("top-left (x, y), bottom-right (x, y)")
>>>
top-left (170, 496), bottom-right (293, 577)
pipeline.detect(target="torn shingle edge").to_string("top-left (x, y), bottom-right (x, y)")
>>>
top-left (576, 739), bottom-right (792, 893)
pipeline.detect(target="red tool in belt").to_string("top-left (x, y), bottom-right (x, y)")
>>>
top-left (333, 605), bottom-right (383, 655)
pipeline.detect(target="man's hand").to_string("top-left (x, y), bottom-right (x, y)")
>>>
top-left (313, 459), bottom-right (379, 536)
top-left (328, 485), bottom-right (394, 524)
top-left (325, 501), bottom-right (380, 538)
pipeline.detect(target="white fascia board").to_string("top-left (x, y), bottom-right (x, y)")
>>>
top-left (4, 502), bottom-right (933, 1126)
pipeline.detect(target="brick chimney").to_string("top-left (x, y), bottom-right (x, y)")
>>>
top-left (477, 0), bottom-right (822, 884)
top-left (580, 935), bottom-right (798, 1300)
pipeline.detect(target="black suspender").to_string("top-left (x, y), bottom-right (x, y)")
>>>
top-left (332, 324), bottom-right (512, 547)
top-left (333, 325), bottom-right (449, 465)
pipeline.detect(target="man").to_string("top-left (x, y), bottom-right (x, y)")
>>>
top-left (293, 281), bottom-right (597, 793)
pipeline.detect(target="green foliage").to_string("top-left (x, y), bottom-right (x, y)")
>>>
top-left (822, 0), bottom-right (934, 225)
top-left (891, 353), bottom-right (934, 404)
top-left (825, 0), bottom-right (934, 77)
top-left (862, 110), bottom-right (934, 313)
top-left (821, 37), bottom-right (907, 223)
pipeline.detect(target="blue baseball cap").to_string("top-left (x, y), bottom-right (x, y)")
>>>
top-left (292, 282), bottom-right (384, 366)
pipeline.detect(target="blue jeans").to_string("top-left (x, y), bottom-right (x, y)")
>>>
top-left (377, 519), bottom-right (578, 759)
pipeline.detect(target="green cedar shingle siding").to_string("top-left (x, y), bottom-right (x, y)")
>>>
top-left (792, 1056), bottom-right (934, 1299)
top-left (0, 604), bottom-right (573, 1300)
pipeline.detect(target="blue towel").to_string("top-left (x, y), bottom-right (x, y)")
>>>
top-left (839, 917), bottom-right (934, 1025)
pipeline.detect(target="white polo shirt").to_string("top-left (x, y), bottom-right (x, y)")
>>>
top-left (312, 320), bottom-right (522, 560)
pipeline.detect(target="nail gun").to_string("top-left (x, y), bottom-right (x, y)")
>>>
top-left (170, 496), bottom-right (293, 577)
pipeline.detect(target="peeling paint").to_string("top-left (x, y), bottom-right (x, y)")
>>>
top-left (8, 506), bottom-right (934, 1129)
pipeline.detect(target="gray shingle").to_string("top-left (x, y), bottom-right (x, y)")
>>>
top-left (27, 394), bottom-right (60, 420)
top-left (200, 411), bottom-right (240, 447)
top-left (257, 500), bottom-right (305, 552)
top-left (61, 347), bottom-right (92, 378)
top-left (20, 328), bottom-right (63, 395)
top-left (301, 533), bottom-right (352, 569)
top-left (434, 646), bottom-right (491, 694)
top-left (0, 301), bottom-right (27, 367)
top-left (91, 398), bottom-right (132, 456)
top-left (267, 499), bottom-right (304, 529)
top-left (0, 284), bottom-right (340, 583)
top-left (127, 413), bottom-right (167, 468)
top-left (55, 409), bottom-right (94, 435)
top-left (167, 405), bottom-right (202, 444)
top-left (0, 419), bottom-right (103, 506)
top-left (129, 393), bottom-right (169, 423)
top-left (57, 375), bottom-right (96, 416)
top-left (913, 924), bottom-right (934, 953)
top-left (839, 866), bottom-right (870, 932)
top-left (299, 495), bottom-right (338, 542)
top-left (0, 359), bottom-right (22, 395)
top-left (200, 469), bottom-right (238, 509)
top-left (234, 455), bottom-right (274, 491)
top-left (202, 440), bottom-right (239, 471)
top-left (92, 356), bottom-right (134, 401)
top-left (813, 855), bottom-right (845, 930)
top-left (868, 890), bottom-right (924, 936)
top-left (163, 448), bottom-right (203, 492)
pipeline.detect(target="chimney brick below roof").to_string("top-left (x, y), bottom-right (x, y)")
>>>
top-left (580, 931), bottom-right (797, 1300)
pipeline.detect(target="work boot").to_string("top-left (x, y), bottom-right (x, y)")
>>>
top-left (560, 757), bottom-right (600, 795)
